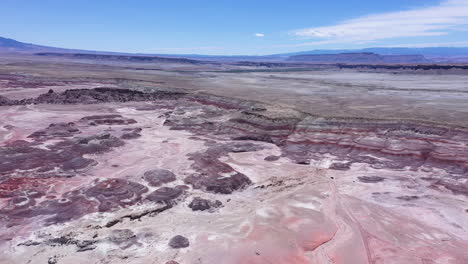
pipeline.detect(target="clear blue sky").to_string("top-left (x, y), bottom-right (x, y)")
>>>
top-left (2, 0), bottom-right (468, 55)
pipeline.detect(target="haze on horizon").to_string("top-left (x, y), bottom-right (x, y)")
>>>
top-left (1, 0), bottom-right (468, 55)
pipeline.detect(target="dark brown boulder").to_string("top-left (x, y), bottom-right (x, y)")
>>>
top-left (189, 197), bottom-right (211, 211)
top-left (169, 235), bottom-right (189, 248)
top-left (188, 197), bottom-right (222, 211)
top-left (0, 95), bottom-right (13, 105)
top-left (358, 176), bottom-right (385, 183)
top-left (264, 155), bottom-right (280, 161)
top-left (329, 162), bottom-right (351, 171)
top-left (121, 132), bottom-right (141, 139)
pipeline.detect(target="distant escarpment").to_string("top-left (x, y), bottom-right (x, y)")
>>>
top-left (35, 52), bottom-right (215, 65)
top-left (287, 52), bottom-right (429, 64)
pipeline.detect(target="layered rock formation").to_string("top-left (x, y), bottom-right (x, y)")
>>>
top-left (0, 88), bottom-right (467, 264)
top-left (0, 87), bottom-right (186, 106)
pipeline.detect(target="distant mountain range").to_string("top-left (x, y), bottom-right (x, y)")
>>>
top-left (2, 36), bottom-right (468, 63)
top-left (0, 36), bottom-right (67, 53)
top-left (275, 47), bottom-right (468, 57)
top-left (0, 36), bottom-right (119, 55)
top-left (286, 52), bottom-right (429, 64)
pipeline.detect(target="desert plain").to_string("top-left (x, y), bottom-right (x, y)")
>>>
top-left (0, 53), bottom-right (467, 264)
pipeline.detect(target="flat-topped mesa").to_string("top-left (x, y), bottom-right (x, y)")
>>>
top-left (287, 52), bottom-right (429, 64)
top-left (335, 63), bottom-right (468, 71)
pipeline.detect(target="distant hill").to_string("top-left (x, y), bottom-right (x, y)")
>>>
top-left (0, 36), bottom-right (33, 49)
top-left (1, 35), bottom-right (468, 63)
top-left (0, 36), bottom-right (122, 55)
top-left (0, 36), bottom-right (61, 53)
top-left (277, 47), bottom-right (468, 58)
top-left (287, 52), bottom-right (429, 64)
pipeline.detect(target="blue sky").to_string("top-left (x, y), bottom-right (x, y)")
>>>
top-left (1, 0), bottom-right (468, 55)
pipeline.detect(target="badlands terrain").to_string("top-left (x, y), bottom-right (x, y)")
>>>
top-left (0, 53), bottom-right (468, 264)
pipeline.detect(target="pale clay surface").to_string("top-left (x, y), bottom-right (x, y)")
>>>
top-left (1, 102), bottom-right (467, 264)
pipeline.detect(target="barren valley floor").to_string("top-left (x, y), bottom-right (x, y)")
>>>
top-left (0, 55), bottom-right (467, 264)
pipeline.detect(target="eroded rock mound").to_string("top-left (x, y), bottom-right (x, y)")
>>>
top-left (0, 132), bottom-right (124, 176)
top-left (185, 173), bottom-right (251, 194)
top-left (1, 87), bottom-right (186, 106)
top-left (108, 229), bottom-right (139, 249)
top-left (426, 178), bottom-right (468, 197)
top-left (184, 142), bottom-right (262, 194)
top-left (121, 128), bottom-right (142, 139)
top-left (33, 87), bottom-right (186, 104)
top-left (28, 122), bottom-right (80, 140)
top-left (0, 113), bottom-right (149, 236)
top-left (0, 138), bottom-right (99, 176)
top-left (85, 178), bottom-right (148, 212)
top-left (146, 186), bottom-right (186, 205)
top-left (143, 169), bottom-right (176, 187)
top-left (81, 114), bottom-right (137, 126)
top-left (1, 189), bottom-right (97, 227)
